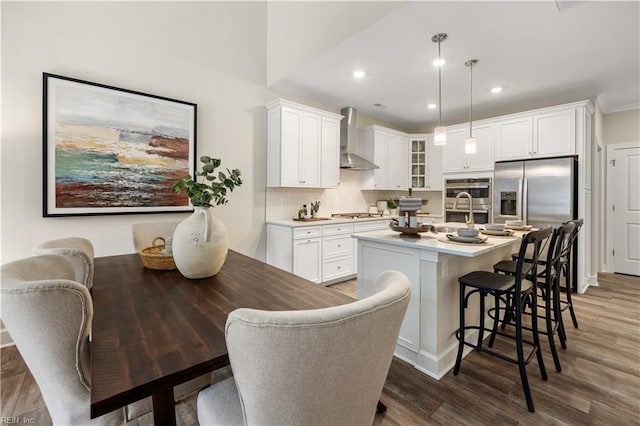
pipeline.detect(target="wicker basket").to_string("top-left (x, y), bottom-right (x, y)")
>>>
top-left (139, 237), bottom-right (177, 270)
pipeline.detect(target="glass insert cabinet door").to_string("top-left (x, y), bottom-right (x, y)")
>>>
top-left (411, 138), bottom-right (426, 188)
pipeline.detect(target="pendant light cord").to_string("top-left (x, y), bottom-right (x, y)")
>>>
top-left (469, 62), bottom-right (473, 137)
top-left (438, 40), bottom-right (442, 127)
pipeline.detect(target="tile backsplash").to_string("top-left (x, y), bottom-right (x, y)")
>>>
top-left (265, 170), bottom-right (443, 221)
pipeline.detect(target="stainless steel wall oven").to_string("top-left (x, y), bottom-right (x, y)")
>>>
top-left (444, 178), bottom-right (492, 224)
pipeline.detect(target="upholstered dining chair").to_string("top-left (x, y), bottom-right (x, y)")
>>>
top-left (197, 270), bottom-right (411, 426)
top-left (34, 237), bottom-right (95, 290)
top-left (1, 254), bottom-right (209, 425)
top-left (1, 255), bottom-right (129, 425)
top-left (132, 221), bottom-right (179, 253)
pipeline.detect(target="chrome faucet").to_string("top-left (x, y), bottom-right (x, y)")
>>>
top-left (453, 191), bottom-right (475, 228)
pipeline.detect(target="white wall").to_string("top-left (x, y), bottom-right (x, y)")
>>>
top-left (1, 2), bottom-right (274, 263)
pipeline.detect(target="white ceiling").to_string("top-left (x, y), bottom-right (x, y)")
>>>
top-left (269, 1), bottom-right (640, 131)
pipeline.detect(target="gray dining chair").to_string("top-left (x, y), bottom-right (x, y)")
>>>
top-left (1, 254), bottom-right (128, 425)
top-left (197, 270), bottom-right (411, 426)
top-left (34, 237), bottom-right (95, 290)
top-left (1, 254), bottom-right (210, 425)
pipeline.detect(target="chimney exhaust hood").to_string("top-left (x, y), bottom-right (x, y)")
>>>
top-left (340, 107), bottom-right (379, 170)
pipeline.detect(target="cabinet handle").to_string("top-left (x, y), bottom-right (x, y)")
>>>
top-left (337, 266), bottom-right (341, 269)
top-left (337, 244), bottom-right (341, 248)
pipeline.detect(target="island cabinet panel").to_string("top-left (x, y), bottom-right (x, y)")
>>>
top-left (266, 99), bottom-right (342, 188)
top-left (357, 243), bottom-right (421, 352)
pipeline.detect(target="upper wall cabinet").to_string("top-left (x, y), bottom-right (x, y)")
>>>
top-left (495, 106), bottom-right (576, 161)
top-left (409, 134), bottom-right (443, 191)
top-left (442, 122), bottom-right (494, 173)
top-left (266, 99), bottom-right (342, 188)
top-left (360, 125), bottom-right (410, 190)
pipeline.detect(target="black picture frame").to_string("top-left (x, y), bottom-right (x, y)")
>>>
top-left (43, 73), bottom-right (197, 216)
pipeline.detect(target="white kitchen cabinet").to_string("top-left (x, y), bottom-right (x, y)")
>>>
top-left (267, 224), bottom-right (322, 283)
top-left (360, 125), bottom-right (410, 190)
top-left (322, 223), bottom-right (354, 282)
top-left (294, 237), bottom-right (322, 283)
top-left (409, 134), bottom-right (443, 191)
top-left (321, 116), bottom-right (341, 188)
top-left (495, 107), bottom-right (576, 161)
top-left (494, 115), bottom-right (533, 161)
top-left (533, 108), bottom-right (575, 157)
top-left (442, 123), bottom-right (494, 173)
top-left (266, 99), bottom-right (342, 188)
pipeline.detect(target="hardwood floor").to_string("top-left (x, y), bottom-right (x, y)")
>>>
top-left (1, 273), bottom-right (638, 425)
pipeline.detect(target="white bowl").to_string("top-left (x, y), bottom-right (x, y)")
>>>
top-left (505, 220), bottom-right (524, 227)
top-left (457, 228), bottom-right (479, 237)
top-left (485, 223), bottom-right (505, 231)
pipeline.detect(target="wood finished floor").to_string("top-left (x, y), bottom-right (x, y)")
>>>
top-left (1, 272), bottom-right (638, 425)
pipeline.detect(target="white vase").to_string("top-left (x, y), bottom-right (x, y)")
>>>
top-left (172, 207), bottom-right (228, 279)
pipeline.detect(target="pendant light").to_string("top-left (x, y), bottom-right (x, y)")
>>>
top-left (431, 33), bottom-right (447, 145)
top-left (465, 59), bottom-right (479, 154)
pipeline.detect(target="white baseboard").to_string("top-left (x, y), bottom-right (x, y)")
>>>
top-left (1, 327), bottom-right (14, 348)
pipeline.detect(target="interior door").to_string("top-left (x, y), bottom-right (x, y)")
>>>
top-left (613, 146), bottom-right (640, 276)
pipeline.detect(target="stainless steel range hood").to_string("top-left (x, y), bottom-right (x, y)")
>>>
top-left (340, 107), bottom-right (379, 170)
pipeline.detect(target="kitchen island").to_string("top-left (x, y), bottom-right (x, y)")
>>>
top-left (353, 224), bottom-right (521, 380)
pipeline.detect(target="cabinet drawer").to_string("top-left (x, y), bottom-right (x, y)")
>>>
top-left (293, 226), bottom-right (322, 239)
top-left (322, 256), bottom-right (353, 282)
top-left (323, 222), bottom-right (354, 236)
top-left (354, 220), bottom-right (389, 233)
top-left (323, 235), bottom-right (353, 257)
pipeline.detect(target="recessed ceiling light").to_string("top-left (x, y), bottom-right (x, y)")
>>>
top-left (427, 103), bottom-right (437, 109)
top-left (491, 87), bottom-right (503, 94)
top-left (353, 69), bottom-right (366, 79)
top-left (432, 59), bottom-right (446, 67)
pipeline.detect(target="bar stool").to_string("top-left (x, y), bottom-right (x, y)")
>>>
top-left (507, 219), bottom-right (583, 347)
top-left (493, 223), bottom-right (575, 372)
top-left (453, 227), bottom-right (552, 413)
top-left (560, 219), bottom-right (583, 329)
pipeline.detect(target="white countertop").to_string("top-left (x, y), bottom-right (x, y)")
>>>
top-left (352, 224), bottom-right (523, 257)
top-left (267, 213), bottom-right (442, 228)
top-left (267, 216), bottom-right (391, 227)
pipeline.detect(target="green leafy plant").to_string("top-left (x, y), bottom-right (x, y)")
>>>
top-left (171, 156), bottom-right (243, 207)
top-left (310, 201), bottom-right (321, 213)
top-left (387, 198), bottom-right (398, 209)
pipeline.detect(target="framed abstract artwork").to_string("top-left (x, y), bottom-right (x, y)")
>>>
top-left (43, 73), bottom-right (196, 216)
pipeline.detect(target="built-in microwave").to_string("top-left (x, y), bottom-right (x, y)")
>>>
top-left (444, 178), bottom-right (492, 224)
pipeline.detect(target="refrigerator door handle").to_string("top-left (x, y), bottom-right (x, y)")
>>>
top-left (522, 177), bottom-right (528, 225)
top-left (516, 177), bottom-right (523, 220)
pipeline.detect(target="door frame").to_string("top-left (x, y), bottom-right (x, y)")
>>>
top-left (605, 142), bottom-right (640, 272)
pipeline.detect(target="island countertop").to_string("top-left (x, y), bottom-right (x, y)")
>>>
top-left (352, 223), bottom-right (522, 257)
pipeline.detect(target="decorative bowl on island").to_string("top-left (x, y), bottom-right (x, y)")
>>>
top-left (457, 228), bottom-right (479, 238)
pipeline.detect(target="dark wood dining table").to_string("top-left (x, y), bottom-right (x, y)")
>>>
top-left (90, 250), bottom-right (355, 426)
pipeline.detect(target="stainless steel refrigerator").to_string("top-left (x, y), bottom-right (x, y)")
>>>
top-left (493, 156), bottom-right (577, 228)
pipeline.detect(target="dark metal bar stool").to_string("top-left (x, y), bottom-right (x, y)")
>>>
top-left (493, 223), bottom-right (575, 372)
top-left (453, 227), bottom-right (552, 413)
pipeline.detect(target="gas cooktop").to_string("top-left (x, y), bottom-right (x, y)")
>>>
top-left (331, 212), bottom-right (385, 219)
